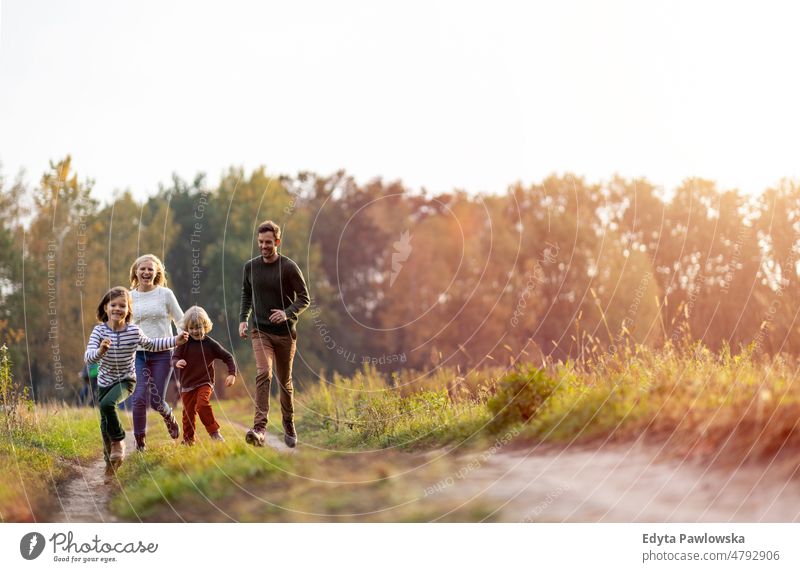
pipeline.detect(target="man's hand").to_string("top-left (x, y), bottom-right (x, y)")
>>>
top-left (269, 309), bottom-right (288, 324)
top-left (176, 332), bottom-right (189, 345)
top-left (98, 338), bottom-right (112, 356)
top-left (225, 374), bottom-right (236, 387)
top-left (175, 359), bottom-right (187, 369)
top-left (239, 322), bottom-right (249, 339)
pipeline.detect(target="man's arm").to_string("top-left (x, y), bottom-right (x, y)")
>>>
top-left (238, 263), bottom-right (252, 337)
top-left (285, 262), bottom-right (310, 320)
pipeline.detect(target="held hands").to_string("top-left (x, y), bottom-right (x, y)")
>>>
top-left (98, 338), bottom-right (112, 355)
top-left (225, 374), bottom-right (236, 387)
top-left (239, 322), bottom-right (248, 339)
top-left (175, 359), bottom-right (187, 369)
top-left (269, 309), bottom-right (288, 324)
top-left (177, 332), bottom-right (189, 345)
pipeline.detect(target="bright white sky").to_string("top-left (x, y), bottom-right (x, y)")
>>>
top-left (1, 0), bottom-right (799, 201)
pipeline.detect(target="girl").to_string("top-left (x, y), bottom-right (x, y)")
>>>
top-left (85, 286), bottom-right (188, 469)
top-left (172, 306), bottom-right (237, 444)
top-left (129, 254), bottom-right (185, 451)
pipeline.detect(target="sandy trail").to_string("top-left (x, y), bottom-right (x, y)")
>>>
top-left (439, 441), bottom-right (800, 522)
top-left (49, 433), bottom-right (136, 523)
top-left (50, 419), bottom-right (291, 522)
top-left (49, 421), bottom-right (800, 522)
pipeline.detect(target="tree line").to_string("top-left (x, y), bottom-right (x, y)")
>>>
top-left (0, 156), bottom-right (797, 400)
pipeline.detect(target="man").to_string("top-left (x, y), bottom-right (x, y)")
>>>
top-left (239, 220), bottom-right (310, 448)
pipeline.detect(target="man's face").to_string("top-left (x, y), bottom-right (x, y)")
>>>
top-left (258, 231), bottom-right (279, 259)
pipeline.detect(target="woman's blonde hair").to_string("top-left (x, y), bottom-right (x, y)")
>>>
top-left (180, 305), bottom-right (213, 333)
top-left (129, 254), bottom-right (168, 289)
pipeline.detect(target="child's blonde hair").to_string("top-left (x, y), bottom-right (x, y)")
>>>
top-left (180, 305), bottom-right (213, 333)
top-left (129, 254), bottom-right (168, 289)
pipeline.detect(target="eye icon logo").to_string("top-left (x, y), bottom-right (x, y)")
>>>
top-left (20, 532), bottom-right (46, 560)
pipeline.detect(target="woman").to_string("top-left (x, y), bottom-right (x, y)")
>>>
top-left (129, 254), bottom-right (184, 451)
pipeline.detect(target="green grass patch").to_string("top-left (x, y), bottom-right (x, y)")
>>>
top-left (0, 405), bottom-right (99, 521)
top-left (291, 345), bottom-right (800, 466)
top-left (110, 419), bottom-right (291, 520)
top-left (296, 365), bottom-right (493, 450)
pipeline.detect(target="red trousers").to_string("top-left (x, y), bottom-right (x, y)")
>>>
top-left (181, 385), bottom-right (220, 442)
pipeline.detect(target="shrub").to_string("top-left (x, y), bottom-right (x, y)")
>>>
top-left (487, 366), bottom-right (559, 430)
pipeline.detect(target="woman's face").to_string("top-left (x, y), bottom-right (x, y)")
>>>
top-left (136, 259), bottom-right (157, 288)
top-left (105, 295), bottom-right (129, 322)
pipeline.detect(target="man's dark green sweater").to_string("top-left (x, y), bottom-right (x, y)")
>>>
top-left (239, 254), bottom-right (310, 338)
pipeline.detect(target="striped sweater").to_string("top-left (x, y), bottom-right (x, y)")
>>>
top-left (85, 323), bottom-right (178, 388)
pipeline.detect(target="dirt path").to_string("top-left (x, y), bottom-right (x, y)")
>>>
top-left (50, 419), bottom-right (291, 522)
top-left (49, 424), bottom-right (800, 522)
top-left (49, 433), bottom-right (135, 523)
top-left (435, 439), bottom-right (800, 522)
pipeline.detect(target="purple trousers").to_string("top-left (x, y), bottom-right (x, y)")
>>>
top-left (132, 350), bottom-right (175, 436)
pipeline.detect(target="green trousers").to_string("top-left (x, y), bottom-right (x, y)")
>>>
top-left (97, 380), bottom-right (135, 463)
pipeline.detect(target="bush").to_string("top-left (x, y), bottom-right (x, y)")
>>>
top-left (487, 366), bottom-right (558, 430)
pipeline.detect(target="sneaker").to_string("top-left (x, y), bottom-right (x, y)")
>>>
top-left (134, 434), bottom-right (146, 452)
top-left (283, 421), bottom-right (297, 449)
top-left (164, 413), bottom-right (180, 439)
top-left (245, 428), bottom-right (265, 447)
top-left (109, 439), bottom-right (125, 461)
top-left (210, 431), bottom-right (225, 442)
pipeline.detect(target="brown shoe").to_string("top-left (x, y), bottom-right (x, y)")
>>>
top-left (109, 440), bottom-right (125, 461)
top-left (245, 428), bottom-right (265, 447)
top-left (283, 420), bottom-right (297, 448)
top-left (164, 413), bottom-right (180, 439)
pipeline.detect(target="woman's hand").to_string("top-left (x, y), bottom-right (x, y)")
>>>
top-left (225, 375), bottom-right (236, 387)
top-left (175, 359), bottom-right (187, 369)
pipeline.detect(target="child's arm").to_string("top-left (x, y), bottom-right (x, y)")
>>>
top-left (84, 327), bottom-right (108, 364)
top-left (210, 338), bottom-right (237, 386)
top-left (210, 338), bottom-right (237, 375)
top-left (139, 329), bottom-right (189, 352)
top-left (172, 342), bottom-right (187, 369)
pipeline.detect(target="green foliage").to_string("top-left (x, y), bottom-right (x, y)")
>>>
top-left (0, 402), bottom-right (98, 521)
top-left (487, 366), bottom-right (558, 431)
top-left (0, 345), bottom-right (32, 432)
top-left (297, 364), bottom-right (489, 449)
top-left (6, 155), bottom-right (800, 401)
top-left (110, 428), bottom-right (290, 519)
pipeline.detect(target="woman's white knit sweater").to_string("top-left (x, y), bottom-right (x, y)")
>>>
top-left (131, 286), bottom-right (184, 351)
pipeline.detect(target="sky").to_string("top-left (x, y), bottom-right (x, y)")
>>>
top-left (1, 0), bottom-right (800, 202)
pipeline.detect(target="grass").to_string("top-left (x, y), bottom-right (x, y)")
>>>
top-left (109, 417), bottom-right (291, 520)
top-left (295, 364), bottom-right (496, 450)
top-left (7, 338), bottom-right (800, 522)
top-left (289, 343), bottom-right (800, 470)
top-left (491, 343), bottom-right (800, 467)
top-left (0, 404), bottom-right (99, 522)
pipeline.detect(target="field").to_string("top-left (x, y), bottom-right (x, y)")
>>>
top-left (3, 343), bottom-right (800, 522)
